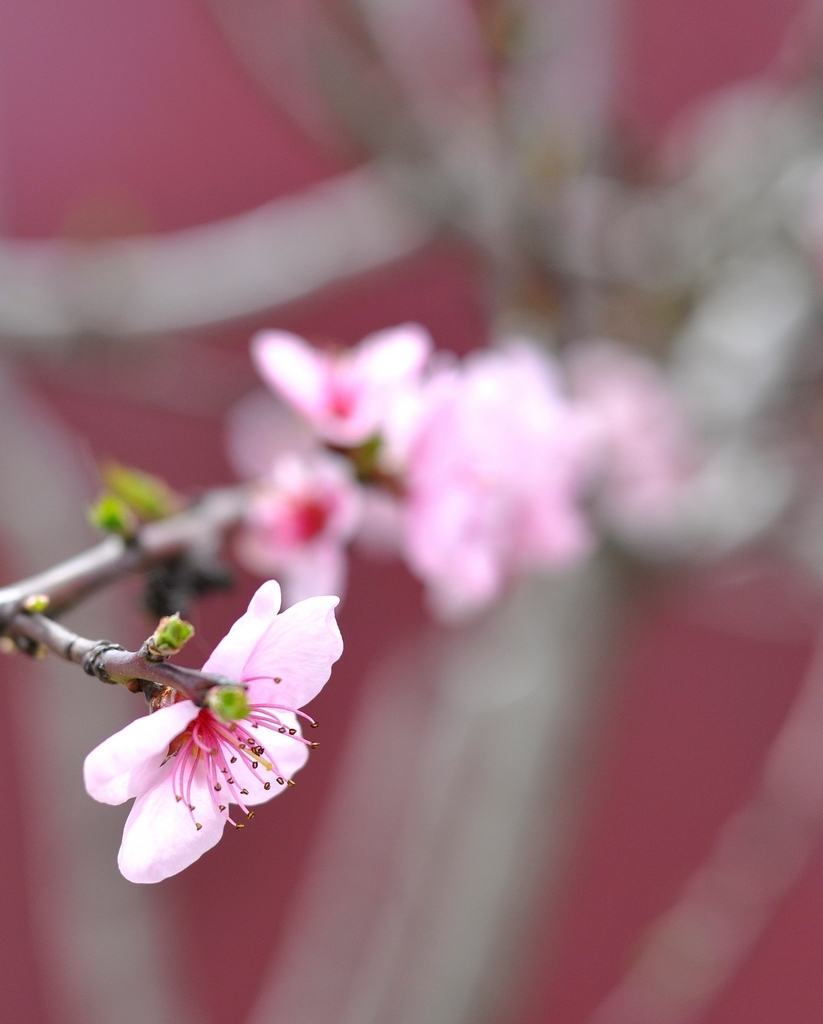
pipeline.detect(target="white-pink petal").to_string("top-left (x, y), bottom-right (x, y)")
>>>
top-left (83, 700), bottom-right (200, 806)
top-left (251, 323), bottom-right (433, 447)
top-left (252, 331), bottom-right (328, 421)
top-left (352, 324), bottom-right (431, 386)
top-left (201, 580), bottom-right (283, 679)
top-left (241, 595), bottom-right (342, 709)
top-left (401, 342), bottom-right (592, 618)
top-left (117, 769), bottom-right (225, 884)
top-left (225, 388), bottom-right (316, 481)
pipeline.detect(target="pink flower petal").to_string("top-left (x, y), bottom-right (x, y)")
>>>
top-left (117, 769), bottom-right (225, 883)
top-left (83, 701), bottom-right (200, 806)
top-left (202, 580), bottom-right (283, 679)
top-left (252, 331), bottom-right (328, 421)
top-left (225, 388), bottom-right (315, 481)
top-left (352, 324), bottom-right (431, 386)
top-left (240, 595), bottom-right (342, 709)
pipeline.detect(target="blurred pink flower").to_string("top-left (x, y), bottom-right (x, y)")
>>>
top-left (403, 343), bottom-right (592, 618)
top-left (225, 387), bottom-right (316, 482)
top-left (237, 453), bottom-right (362, 605)
top-left (84, 581), bottom-right (342, 883)
top-left (252, 323), bottom-right (432, 447)
top-left (567, 341), bottom-right (696, 527)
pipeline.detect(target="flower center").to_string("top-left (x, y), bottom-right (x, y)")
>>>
top-left (166, 697), bottom-right (318, 831)
top-left (288, 497), bottom-right (331, 542)
top-left (327, 376), bottom-right (357, 419)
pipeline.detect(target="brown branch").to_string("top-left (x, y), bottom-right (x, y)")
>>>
top-left (0, 484), bottom-right (249, 621)
top-left (0, 484), bottom-right (251, 704)
top-left (7, 609), bottom-right (230, 706)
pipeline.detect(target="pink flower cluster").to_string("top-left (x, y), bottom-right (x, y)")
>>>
top-left (235, 325), bottom-right (693, 618)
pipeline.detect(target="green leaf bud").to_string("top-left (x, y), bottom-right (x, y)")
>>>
top-left (88, 494), bottom-right (138, 537)
top-left (151, 613), bottom-right (195, 655)
top-left (102, 462), bottom-right (180, 522)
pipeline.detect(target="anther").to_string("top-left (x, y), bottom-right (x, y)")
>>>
top-left (189, 804), bottom-right (195, 811)
top-left (251, 761), bottom-right (258, 769)
top-left (311, 722), bottom-right (319, 729)
top-left (278, 727), bottom-right (286, 734)
top-left (175, 795), bottom-right (182, 802)
top-left (240, 788), bottom-right (249, 795)
top-left (286, 779), bottom-right (296, 787)
top-left (214, 784), bottom-right (222, 791)
top-left (230, 756), bottom-right (237, 763)
top-left (273, 677), bottom-right (281, 683)
top-left (239, 743), bottom-right (246, 750)
top-left (276, 777), bottom-right (285, 785)
top-left (310, 742), bottom-right (319, 749)
top-left (288, 728), bottom-right (296, 735)
top-left (227, 778), bottom-right (234, 785)
top-left (247, 811), bottom-right (255, 820)
top-left (263, 782), bottom-right (271, 790)
top-left (219, 805), bottom-right (226, 812)
top-left (195, 823), bottom-right (203, 831)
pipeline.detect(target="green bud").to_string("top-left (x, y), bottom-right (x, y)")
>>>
top-left (206, 685), bottom-right (250, 723)
top-left (349, 434), bottom-right (383, 481)
top-left (151, 613), bottom-right (195, 655)
top-left (102, 462), bottom-right (180, 522)
top-left (88, 493), bottom-right (138, 537)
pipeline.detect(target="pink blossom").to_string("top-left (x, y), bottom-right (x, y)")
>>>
top-left (251, 323), bottom-right (432, 447)
top-left (83, 581), bottom-right (343, 883)
top-left (236, 452), bottom-right (361, 605)
top-left (225, 387), bottom-right (316, 482)
top-left (566, 341), bottom-right (696, 528)
top-left (402, 342), bottom-right (592, 618)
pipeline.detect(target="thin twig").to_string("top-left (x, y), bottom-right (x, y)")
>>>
top-left (7, 609), bottom-right (230, 705)
top-left (0, 484), bottom-right (248, 620)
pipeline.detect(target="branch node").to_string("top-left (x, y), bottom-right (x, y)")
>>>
top-left (82, 641), bottom-right (126, 684)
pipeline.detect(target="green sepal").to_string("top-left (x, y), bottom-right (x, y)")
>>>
top-left (348, 434), bottom-right (383, 482)
top-left (206, 685), bottom-right (250, 723)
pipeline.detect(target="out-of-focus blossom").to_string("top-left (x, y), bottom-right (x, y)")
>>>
top-left (225, 388), bottom-right (316, 482)
top-left (237, 453), bottom-right (361, 605)
top-left (252, 324), bottom-right (432, 447)
top-left (402, 343), bottom-right (592, 618)
top-left (567, 341), bottom-right (696, 529)
top-left (241, 321), bottom-right (701, 617)
top-left (354, 487), bottom-right (404, 557)
top-left (84, 581), bottom-right (342, 883)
